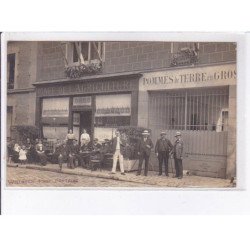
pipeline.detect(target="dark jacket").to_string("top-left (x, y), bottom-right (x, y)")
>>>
top-left (111, 137), bottom-right (126, 154)
top-left (90, 142), bottom-right (102, 151)
top-left (80, 142), bottom-right (91, 152)
top-left (73, 144), bottom-right (80, 155)
top-left (155, 138), bottom-right (173, 154)
top-left (137, 137), bottom-right (154, 157)
top-left (173, 138), bottom-right (184, 159)
top-left (57, 145), bottom-right (69, 157)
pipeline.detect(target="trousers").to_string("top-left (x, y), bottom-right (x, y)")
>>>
top-left (112, 150), bottom-right (124, 173)
top-left (158, 151), bottom-right (169, 175)
top-left (137, 152), bottom-right (150, 176)
top-left (174, 158), bottom-right (183, 177)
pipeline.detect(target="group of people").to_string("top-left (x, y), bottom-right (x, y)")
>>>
top-left (7, 138), bottom-right (48, 166)
top-left (7, 129), bottom-right (112, 171)
top-left (110, 130), bottom-right (184, 179)
top-left (7, 128), bottom-right (184, 178)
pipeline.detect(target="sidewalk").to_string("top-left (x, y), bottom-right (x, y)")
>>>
top-left (7, 163), bottom-right (233, 188)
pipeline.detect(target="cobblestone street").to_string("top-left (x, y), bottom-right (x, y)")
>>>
top-left (6, 164), bottom-right (233, 188)
top-left (7, 167), bottom-right (152, 187)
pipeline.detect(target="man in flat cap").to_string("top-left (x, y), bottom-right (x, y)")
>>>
top-left (136, 130), bottom-right (154, 176)
top-left (155, 131), bottom-right (173, 176)
top-left (173, 131), bottom-right (184, 179)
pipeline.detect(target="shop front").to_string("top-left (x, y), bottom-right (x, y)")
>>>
top-left (34, 73), bottom-right (140, 143)
top-left (138, 63), bottom-right (236, 178)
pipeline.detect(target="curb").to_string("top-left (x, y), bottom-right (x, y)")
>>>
top-left (7, 164), bottom-right (161, 186)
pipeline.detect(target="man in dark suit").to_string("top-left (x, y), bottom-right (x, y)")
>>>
top-left (155, 131), bottom-right (173, 176)
top-left (173, 131), bottom-right (184, 179)
top-left (136, 130), bottom-right (154, 176)
top-left (111, 131), bottom-right (126, 175)
top-left (57, 141), bottom-right (68, 170)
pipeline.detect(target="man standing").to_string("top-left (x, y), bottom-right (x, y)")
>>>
top-left (173, 131), bottom-right (184, 179)
top-left (137, 130), bottom-right (154, 176)
top-left (111, 131), bottom-right (126, 175)
top-left (155, 131), bottom-right (173, 176)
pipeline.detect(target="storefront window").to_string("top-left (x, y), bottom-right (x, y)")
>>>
top-left (42, 97), bottom-right (69, 139)
top-left (94, 94), bottom-right (131, 140)
top-left (149, 87), bottom-right (229, 131)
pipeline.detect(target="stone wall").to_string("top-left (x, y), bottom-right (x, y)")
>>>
top-left (7, 42), bottom-right (39, 89)
top-left (7, 92), bottom-right (36, 127)
top-left (7, 42), bottom-right (38, 130)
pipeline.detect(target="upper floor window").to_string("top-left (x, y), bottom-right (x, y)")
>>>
top-left (63, 42), bottom-right (105, 78)
top-left (170, 42), bottom-right (199, 67)
top-left (7, 53), bottom-right (16, 89)
top-left (68, 42), bottom-right (105, 65)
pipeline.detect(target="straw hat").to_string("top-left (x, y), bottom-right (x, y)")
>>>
top-left (142, 130), bottom-right (150, 135)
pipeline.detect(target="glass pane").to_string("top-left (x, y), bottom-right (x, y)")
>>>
top-left (73, 43), bottom-right (78, 63)
top-left (80, 42), bottom-right (89, 61)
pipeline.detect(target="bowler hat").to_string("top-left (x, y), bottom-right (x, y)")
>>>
top-left (160, 131), bottom-right (166, 135)
top-left (142, 130), bottom-right (150, 135)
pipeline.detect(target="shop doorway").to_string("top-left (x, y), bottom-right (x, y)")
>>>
top-left (79, 111), bottom-right (92, 140)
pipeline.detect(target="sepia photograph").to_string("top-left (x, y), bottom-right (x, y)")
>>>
top-left (4, 36), bottom-right (237, 188)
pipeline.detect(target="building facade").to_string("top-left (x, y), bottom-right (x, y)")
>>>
top-left (7, 41), bottom-right (237, 178)
top-left (7, 42), bottom-right (38, 138)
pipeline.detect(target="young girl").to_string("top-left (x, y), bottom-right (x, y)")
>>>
top-left (19, 145), bottom-right (27, 165)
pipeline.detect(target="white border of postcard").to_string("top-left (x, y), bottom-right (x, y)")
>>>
top-left (1, 32), bottom-right (249, 214)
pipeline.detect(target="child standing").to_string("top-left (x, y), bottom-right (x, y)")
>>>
top-left (19, 145), bottom-right (27, 165)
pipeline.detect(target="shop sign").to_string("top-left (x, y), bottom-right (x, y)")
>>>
top-left (37, 78), bottom-right (138, 97)
top-left (141, 63), bottom-right (236, 90)
top-left (73, 96), bottom-right (92, 107)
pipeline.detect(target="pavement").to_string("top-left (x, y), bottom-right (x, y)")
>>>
top-left (6, 163), bottom-right (234, 188)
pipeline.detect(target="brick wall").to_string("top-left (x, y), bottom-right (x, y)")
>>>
top-left (198, 42), bottom-right (236, 65)
top-left (36, 41), bottom-right (236, 82)
top-left (104, 42), bottom-right (236, 74)
top-left (103, 41), bottom-right (172, 74)
top-left (36, 42), bottom-right (65, 82)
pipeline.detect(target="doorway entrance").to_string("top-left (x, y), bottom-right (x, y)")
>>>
top-left (80, 111), bottom-right (92, 135)
top-left (73, 110), bottom-right (92, 142)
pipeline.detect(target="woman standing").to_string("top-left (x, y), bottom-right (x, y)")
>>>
top-left (66, 129), bottom-right (76, 152)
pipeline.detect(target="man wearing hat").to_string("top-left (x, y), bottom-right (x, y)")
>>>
top-left (137, 130), bottom-right (154, 176)
top-left (111, 131), bottom-right (126, 175)
top-left (173, 131), bottom-right (184, 179)
top-left (155, 131), bottom-right (173, 176)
